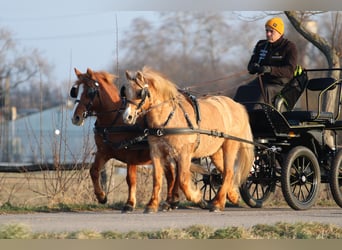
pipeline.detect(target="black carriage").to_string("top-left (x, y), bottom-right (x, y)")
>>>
top-left (201, 70), bottom-right (342, 210)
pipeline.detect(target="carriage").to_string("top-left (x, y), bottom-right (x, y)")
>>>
top-left (200, 69), bottom-right (342, 210)
top-left (70, 67), bottom-right (342, 212)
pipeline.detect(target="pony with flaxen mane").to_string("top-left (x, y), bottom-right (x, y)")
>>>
top-left (122, 66), bottom-right (254, 212)
top-left (70, 68), bottom-right (179, 212)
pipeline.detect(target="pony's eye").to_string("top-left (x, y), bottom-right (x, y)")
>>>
top-left (137, 90), bottom-right (142, 98)
top-left (87, 88), bottom-right (97, 99)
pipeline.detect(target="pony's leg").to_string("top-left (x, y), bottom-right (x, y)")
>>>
top-left (90, 153), bottom-right (108, 204)
top-left (122, 164), bottom-right (137, 213)
top-left (210, 142), bottom-right (240, 211)
top-left (161, 162), bottom-right (180, 211)
top-left (171, 164), bottom-right (180, 209)
top-left (210, 149), bottom-right (232, 202)
top-left (145, 157), bottom-right (164, 213)
top-left (210, 149), bottom-right (223, 173)
top-left (178, 155), bottom-right (206, 208)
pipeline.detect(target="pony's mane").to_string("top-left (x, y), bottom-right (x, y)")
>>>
top-left (141, 66), bottom-right (179, 101)
top-left (93, 71), bottom-right (118, 86)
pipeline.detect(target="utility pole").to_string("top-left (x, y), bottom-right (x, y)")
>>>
top-left (2, 75), bottom-right (10, 162)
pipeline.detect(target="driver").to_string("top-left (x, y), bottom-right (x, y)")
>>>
top-left (234, 17), bottom-right (298, 108)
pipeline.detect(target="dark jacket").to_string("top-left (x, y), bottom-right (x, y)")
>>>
top-left (247, 36), bottom-right (297, 85)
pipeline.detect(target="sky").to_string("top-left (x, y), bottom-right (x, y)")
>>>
top-left (0, 2), bottom-right (161, 85)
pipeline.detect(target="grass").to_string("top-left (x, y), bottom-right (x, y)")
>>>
top-left (0, 222), bottom-right (341, 239)
top-left (0, 164), bottom-right (154, 208)
top-left (0, 168), bottom-right (338, 210)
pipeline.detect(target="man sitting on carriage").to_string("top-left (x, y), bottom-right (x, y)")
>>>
top-left (234, 17), bottom-right (301, 111)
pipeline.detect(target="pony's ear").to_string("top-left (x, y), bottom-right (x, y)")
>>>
top-left (74, 68), bottom-right (82, 78)
top-left (136, 71), bottom-right (144, 82)
top-left (125, 70), bottom-right (133, 80)
top-left (87, 68), bottom-right (94, 77)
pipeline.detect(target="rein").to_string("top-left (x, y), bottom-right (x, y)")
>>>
top-left (94, 125), bottom-right (149, 150)
top-left (145, 127), bottom-right (268, 150)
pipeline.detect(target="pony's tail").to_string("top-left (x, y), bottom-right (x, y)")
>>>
top-left (234, 126), bottom-right (254, 187)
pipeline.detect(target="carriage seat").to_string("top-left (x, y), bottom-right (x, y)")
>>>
top-left (282, 77), bottom-right (338, 125)
top-left (282, 110), bottom-right (334, 124)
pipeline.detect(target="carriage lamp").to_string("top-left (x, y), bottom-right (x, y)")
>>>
top-left (288, 131), bottom-right (297, 138)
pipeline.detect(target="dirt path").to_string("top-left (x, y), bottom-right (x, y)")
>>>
top-left (1, 207), bottom-right (341, 233)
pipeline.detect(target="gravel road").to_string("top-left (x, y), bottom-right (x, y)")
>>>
top-left (1, 207), bottom-right (341, 233)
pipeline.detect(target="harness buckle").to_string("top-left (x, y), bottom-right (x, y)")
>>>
top-left (143, 128), bottom-right (149, 136)
top-left (156, 129), bottom-right (164, 137)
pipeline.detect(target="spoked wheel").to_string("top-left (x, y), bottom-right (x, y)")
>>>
top-left (329, 150), bottom-right (342, 208)
top-left (192, 158), bottom-right (222, 202)
top-left (281, 146), bottom-right (321, 210)
top-left (240, 149), bottom-right (277, 208)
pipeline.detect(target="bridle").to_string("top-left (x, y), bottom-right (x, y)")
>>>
top-left (120, 77), bottom-right (151, 112)
top-left (70, 80), bottom-right (101, 118)
top-left (121, 77), bottom-right (190, 128)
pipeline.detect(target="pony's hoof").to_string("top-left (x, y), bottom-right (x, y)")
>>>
top-left (209, 206), bottom-right (223, 212)
top-left (227, 191), bottom-right (240, 205)
top-left (121, 204), bottom-right (134, 213)
top-left (161, 201), bottom-right (179, 211)
top-left (198, 199), bottom-right (208, 209)
top-left (144, 207), bottom-right (158, 214)
top-left (160, 202), bottom-right (171, 211)
top-left (208, 202), bottom-right (223, 212)
top-left (170, 201), bottom-right (179, 210)
top-left (98, 196), bottom-right (107, 204)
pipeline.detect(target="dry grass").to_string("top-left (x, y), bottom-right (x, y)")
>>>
top-left (0, 160), bottom-right (166, 208)
top-left (0, 160), bottom-right (338, 209)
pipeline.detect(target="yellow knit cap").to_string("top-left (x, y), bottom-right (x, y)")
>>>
top-left (265, 17), bottom-right (284, 35)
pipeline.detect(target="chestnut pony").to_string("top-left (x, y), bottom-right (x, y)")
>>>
top-left (122, 66), bottom-right (254, 212)
top-left (70, 68), bottom-right (179, 212)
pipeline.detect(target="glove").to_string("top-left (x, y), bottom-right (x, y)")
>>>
top-left (248, 63), bottom-right (260, 74)
top-left (257, 66), bottom-right (271, 74)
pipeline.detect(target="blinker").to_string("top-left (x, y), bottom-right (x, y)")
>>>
top-left (70, 85), bottom-right (78, 98)
top-left (139, 85), bottom-right (150, 99)
top-left (120, 86), bottom-right (126, 98)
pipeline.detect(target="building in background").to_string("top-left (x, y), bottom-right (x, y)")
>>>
top-left (0, 101), bottom-right (95, 165)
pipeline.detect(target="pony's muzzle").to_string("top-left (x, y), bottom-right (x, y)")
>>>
top-left (123, 113), bottom-right (137, 125)
top-left (72, 115), bottom-right (84, 126)
top-left (123, 106), bottom-right (138, 125)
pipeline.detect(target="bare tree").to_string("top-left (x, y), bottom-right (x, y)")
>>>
top-left (285, 11), bottom-right (340, 72)
top-left (1, 29), bottom-right (36, 87)
top-left (0, 27), bottom-right (54, 111)
top-left (285, 11), bottom-right (342, 147)
top-left (118, 12), bottom-right (251, 96)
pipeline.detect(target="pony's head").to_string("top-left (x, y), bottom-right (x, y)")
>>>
top-left (70, 68), bottom-right (118, 126)
top-left (122, 66), bottom-right (178, 125)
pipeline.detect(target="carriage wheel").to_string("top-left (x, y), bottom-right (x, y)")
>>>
top-left (239, 151), bottom-right (277, 208)
top-left (281, 146), bottom-right (321, 210)
top-left (192, 158), bottom-right (222, 202)
top-left (329, 150), bottom-right (342, 208)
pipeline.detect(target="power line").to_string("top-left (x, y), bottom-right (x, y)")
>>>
top-left (0, 11), bottom-right (113, 22)
top-left (15, 29), bottom-right (117, 41)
